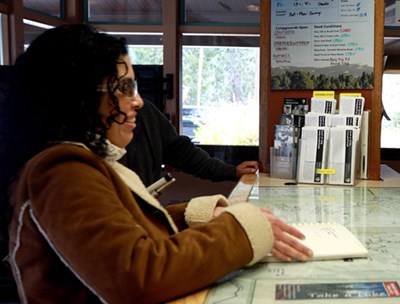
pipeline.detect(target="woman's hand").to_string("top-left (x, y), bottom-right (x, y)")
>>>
top-left (261, 208), bottom-right (313, 262)
top-left (213, 206), bottom-right (225, 218)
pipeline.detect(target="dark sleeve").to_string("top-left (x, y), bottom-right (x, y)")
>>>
top-left (154, 109), bottom-right (238, 182)
top-left (137, 101), bottom-right (237, 182)
top-left (124, 100), bottom-right (165, 186)
top-left (164, 135), bottom-right (237, 181)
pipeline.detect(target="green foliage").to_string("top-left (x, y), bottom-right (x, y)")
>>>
top-left (391, 112), bottom-right (400, 128)
top-left (271, 70), bottom-right (374, 90)
top-left (127, 46), bottom-right (163, 65)
top-left (194, 104), bottom-right (259, 145)
top-left (182, 47), bottom-right (259, 107)
top-left (131, 45), bottom-right (260, 145)
top-left (181, 46), bottom-right (260, 144)
top-left (289, 71), bottom-right (314, 89)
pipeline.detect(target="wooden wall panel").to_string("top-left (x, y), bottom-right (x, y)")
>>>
top-left (260, 0), bottom-right (384, 180)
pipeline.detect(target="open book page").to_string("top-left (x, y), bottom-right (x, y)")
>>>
top-left (260, 222), bottom-right (368, 263)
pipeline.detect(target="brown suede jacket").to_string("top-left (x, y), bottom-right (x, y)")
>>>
top-left (9, 144), bottom-right (273, 303)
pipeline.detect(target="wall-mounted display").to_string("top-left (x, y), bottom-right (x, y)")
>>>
top-left (271, 0), bottom-right (374, 90)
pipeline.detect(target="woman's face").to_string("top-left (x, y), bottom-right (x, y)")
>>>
top-left (98, 55), bottom-right (143, 148)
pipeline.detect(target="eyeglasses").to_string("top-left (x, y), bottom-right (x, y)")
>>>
top-left (97, 79), bottom-right (138, 97)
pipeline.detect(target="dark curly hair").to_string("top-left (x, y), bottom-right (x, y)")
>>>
top-left (0, 24), bottom-right (128, 242)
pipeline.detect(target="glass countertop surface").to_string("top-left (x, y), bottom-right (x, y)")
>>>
top-left (206, 186), bottom-right (400, 304)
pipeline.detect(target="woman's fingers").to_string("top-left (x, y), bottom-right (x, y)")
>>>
top-left (272, 238), bottom-right (313, 262)
top-left (262, 211), bottom-right (313, 261)
top-left (282, 224), bottom-right (306, 240)
top-left (270, 247), bottom-right (292, 262)
top-left (260, 207), bottom-right (273, 214)
top-left (276, 233), bottom-right (313, 261)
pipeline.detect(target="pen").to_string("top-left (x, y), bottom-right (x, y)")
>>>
top-left (146, 173), bottom-right (176, 197)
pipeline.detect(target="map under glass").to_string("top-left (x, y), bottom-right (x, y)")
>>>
top-left (205, 186), bottom-right (400, 304)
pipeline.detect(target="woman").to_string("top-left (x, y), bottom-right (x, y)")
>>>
top-left (0, 24), bottom-right (312, 303)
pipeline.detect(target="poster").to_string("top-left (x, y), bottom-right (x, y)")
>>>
top-left (275, 282), bottom-right (400, 300)
top-left (271, 0), bottom-right (374, 90)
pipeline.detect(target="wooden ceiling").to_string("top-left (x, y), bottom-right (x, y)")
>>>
top-left (22, 1), bottom-right (400, 57)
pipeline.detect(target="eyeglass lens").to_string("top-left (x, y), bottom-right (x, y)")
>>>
top-left (118, 79), bottom-right (138, 97)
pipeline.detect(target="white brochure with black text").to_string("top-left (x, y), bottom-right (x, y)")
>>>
top-left (304, 112), bottom-right (332, 127)
top-left (339, 96), bottom-right (365, 116)
top-left (326, 127), bottom-right (360, 185)
top-left (310, 98), bottom-right (337, 114)
top-left (297, 126), bottom-right (329, 184)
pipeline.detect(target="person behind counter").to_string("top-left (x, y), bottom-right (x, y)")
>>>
top-left (0, 24), bottom-right (312, 303)
top-left (123, 99), bottom-right (259, 187)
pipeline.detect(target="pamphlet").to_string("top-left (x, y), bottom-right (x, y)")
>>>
top-left (330, 114), bottom-right (362, 128)
top-left (310, 97), bottom-right (337, 114)
top-left (274, 125), bottom-right (295, 155)
top-left (339, 96), bottom-right (365, 116)
top-left (283, 98), bottom-right (309, 116)
top-left (304, 113), bottom-right (332, 127)
top-left (357, 110), bottom-right (370, 179)
top-left (296, 127), bottom-right (329, 184)
top-left (326, 127), bottom-right (360, 185)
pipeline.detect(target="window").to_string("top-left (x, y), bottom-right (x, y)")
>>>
top-left (23, 0), bottom-right (63, 18)
top-left (86, 0), bottom-right (162, 24)
top-left (0, 14), bottom-right (5, 65)
top-left (106, 32), bottom-right (164, 65)
top-left (382, 73), bottom-right (400, 148)
top-left (385, 0), bottom-right (398, 27)
top-left (105, 32), bottom-right (164, 110)
top-left (182, 0), bottom-right (260, 25)
top-left (103, 32), bottom-right (164, 68)
top-left (180, 0), bottom-right (260, 147)
top-left (23, 20), bottom-right (54, 50)
top-left (181, 35), bottom-right (259, 145)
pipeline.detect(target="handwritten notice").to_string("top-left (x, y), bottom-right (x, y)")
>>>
top-left (271, 0), bottom-right (374, 90)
